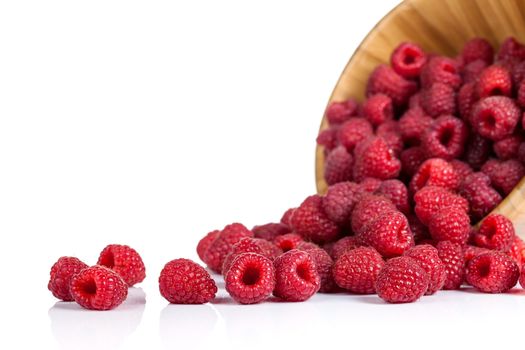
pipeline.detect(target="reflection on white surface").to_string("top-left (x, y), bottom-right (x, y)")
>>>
top-left (49, 287), bottom-right (146, 350)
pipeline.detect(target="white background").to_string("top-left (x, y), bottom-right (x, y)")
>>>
top-left (1, 1), bottom-right (524, 349)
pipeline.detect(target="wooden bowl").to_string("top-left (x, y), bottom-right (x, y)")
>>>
top-left (315, 0), bottom-right (525, 238)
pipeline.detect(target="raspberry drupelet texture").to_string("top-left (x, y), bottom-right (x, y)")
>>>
top-left (376, 121), bottom-right (404, 156)
top-left (376, 256), bottom-right (430, 303)
top-left (325, 100), bottom-right (358, 125)
top-left (475, 65), bottom-right (512, 98)
top-left (404, 244), bottom-right (446, 295)
top-left (358, 177), bottom-right (383, 193)
top-left (351, 194), bottom-right (397, 234)
top-left (225, 253), bottom-right (275, 304)
top-left (464, 245), bottom-right (491, 265)
top-left (376, 179), bottom-right (410, 214)
top-left (333, 247), bottom-right (384, 294)
top-left (305, 248), bottom-right (336, 293)
top-left (48, 257), bottom-right (89, 301)
top-left (462, 59), bottom-right (489, 84)
top-left (353, 136), bottom-right (401, 181)
top-left (330, 236), bottom-right (361, 260)
top-left (470, 96), bottom-right (520, 141)
top-left (362, 94), bottom-right (394, 127)
top-left (428, 206), bottom-right (471, 245)
top-left (390, 42), bottom-right (427, 78)
top-left (280, 208), bottom-right (296, 228)
top-left (409, 158), bottom-right (460, 194)
top-left (398, 107), bottom-right (433, 145)
top-left (465, 251), bottom-right (520, 293)
top-left (472, 214), bottom-right (515, 251)
top-left (290, 195), bottom-right (340, 243)
top-left (481, 158), bottom-right (525, 195)
top-left (464, 133), bottom-right (492, 170)
top-left (203, 223), bottom-right (253, 273)
top-left (316, 127), bottom-right (338, 152)
top-left (159, 259), bottom-right (217, 304)
top-left (97, 244), bottom-right (146, 287)
top-left (273, 233), bottom-right (304, 252)
top-left (436, 241), bottom-right (465, 290)
top-left (421, 115), bottom-right (468, 160)
top-left (323, 146), bottom-right (354, 185)
top-left (505, 235), bottom-right (525, 266)
top-left (458, 172), bottom-right (502, 221)
top-left (493, 134), bottom-right (523, 160)
top-left (420, 83), bottom-right (456, 118)
top-left (461, 38), bottom-right (494, 65)
top-left (413, 186), bottom-right (469, 225)
top-left (450, 159), bottom-right (474, 179)
top-left (255, 239), bottom-right (283, 261)
top-left (322, 181), bottom-right (361, 224)
top-left (197, 230), bottom-right (220, 262)
top-left (273, 249), bottom-right (321, 302)
top-left (497, 36), bottom-right (525, 62)
top-left (420, 56), bottom-right (462, 90)
top-left (400, 146), bottom-right (427, 177)
top-left (252, 223), bottom-right (290, 242)
top-left (70, 265), bottom-right (128, 310)
top-left (222, 237), bottom-right (265, 276)
top-left (337, 118), bottom-right (373, 152)
top-left (366, 64), bottom-right (418, 106)
top-left (457, 82), bottom-right (477, 120)
top-left (296, 241), bottom-right (320, 251)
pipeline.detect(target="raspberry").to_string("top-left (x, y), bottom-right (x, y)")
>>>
top-left (475, 65), bottom-right (512, 98)
top-left (518, 80), bottom-right (525, 108)
top-left (273, 249), bottom-right (320, 301)
top-left (414, 186), bottom-right (469, 225)
top-left (353, 136), bottom-right (401, 181)
top-left (512, 60), bottom-right (525, 86)
top-left (330, 236), bottom-right (361, 260)
top-left (464, 133), bottom-right (491, 170)
top-left (420, 83), bottom-right (456, 118)
top-left (450, 159), bottom-right (474, 179)
top-left (159, 259), bottom-right (217, 304)
top-left (48, 257), bottom-right (88, 301)
top-left (252, 223), bottom-right (290, 241)
top-left (421, 56), bottom-right (462, 90)
top-left (197, 230), bottom-right (220, 262)
top-left (409, 92), bottom-right (423, 108)
top-left (376, 179), bottom-right (409, 214)
top-left (398, 107), bottom-right (433, 145)
top-left (493, 134), bottom-right (523, 160)
top-left (359, 210), bottom-right (414, 258)
top-left (458, 172), bottom-right (502, 221)
top-left (457, 82), bottom-right (477, 121)
top-left (470, 96), bottom-right (520, 141)
top-left (325, 100), bottom-right (358, 125)
top-left (436, 241), bottom-right (465, 290)
top-left (390, 42), bottom-right (427, 78)
top-left (462, 38), bottom-right (494, 65)
top-left (358, 177), bottom-right (383, 193)
top-left (462, 59), bottom-right (489, 84)
top-left (521, 267), bottom-right (525, 289)
top-left (280, 208), bottom-right (296, 228)
top-left (376, 121), bottom-right (404, 156)
top-left (366, 64), bottom-right (418, 106)
top-left (376, 256), bottom-right (429, 303)
top-left (256, 238), bottom-right (283, 261)
top-left (404, 244), bottom-right (446, 294)
top-left (323, 146), bottom-right (353, 185)
top-left (428, 206), bottom-right (471, 245)
top-left (305, 248), bottom-right (336, 293)
top-left (296, 241), bottom-right (320, 251)
top-left (316, 127), bottom-right (338, 152)
top-left (337, 117), bottom-right (373, 152)
top-left (322, 181), bottom-right (361, 224)
top-left (333, 247), bottom-right (384, 294)
top-left (222, 237), bottom-right (264, 275)
top-left (351, 194), bottom-right (396, 234)
top-left (97, 244), bottom-right (146, 287)
top-left (472, 214), bottom-right (515, 251)
top-left (225, 253), bottom-right (275, 304)
top-left (465, 251), bottom-right (520, 293)
top-left (409, 158), bottom-right (460, 194)
top-left (408, 214), bottom-right (430, 243)
top-left (362, 94), bottom-right (393, 127)
top-left (481, 158), bottom-right (525, 195)
top-left (290, 195), bottom-right (340, 243)
top-left (506, 235), bottom-right (525, 266)
top-left (273, 233), bottom-right (304, 252)
top-left (203, 223), bottom-right (253, 273)
top-left (421, 115), bottom-right (467, 160)
top-left (70, 265), bottom-right (128, 310)
top-left (464, 245), bottom-right (491, 265)
top-left (519, 142), bottom-right (525, 164)
top-left (497, 37), bottom-right (525, 62)
top-left (400, 146), bottom-right (427, 177)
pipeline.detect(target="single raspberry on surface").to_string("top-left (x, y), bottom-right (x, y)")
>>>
top-left (70, 265), bottom-right (128, 310)
top-left (48, 257), bottom-right (88, 301)
top-left (252, 223), bottom-right (290, 241)
top-left (359, 210), bottom-right (414, 258)
top-left (457, 82), bottom-right (477, 121)
top-left (506, 235), bottom-right (525, 266)
top-left (353, 136), bottom-right (401, 182)
top-left (362, 94), bottom-right (393, 127)
top-left (290, 195), bottom-right (340, 243)
top-left (472, 214), bottom-right (515, 251)
top-left (366, 64), bottom-right (418, 106)
top-left (280, 208), bottom-right (296, 228)
top-left (330, 236), bottom-right (361, 260)
top-left (421, 115), bottom-right (468, 160)
top-left (400, 146), bottom-right (427, 177)
top-left (324, 146), bottom-right (353, 185)
top-left (470, 96), bottom-right (520, 141)
top-left (97, 244), bottom-right (146, 287)
top-left (404, 244), bottom-right (446, 294)
top-left (436, 241), bottom-right (465, 290)
top-left (428, 206), bottom-right (471, 245)
top-left (420, 83), bottom-right (456, 118)
top-left (414, 186), bottom-right (469, 225)
top-left (481, 158), bottom-right (525, 195)
top-left (333, 247), bottom-right (384, 294)
top-left (273, 249), bottom-right (320, 302)
top-left (376, 256), bottom-right (430, 303)
top-left (203, 223), bottom-right (253, 273)
top-left (351, 194), bottom-right (396, 234)
top-left (225, 253), bottom-right (275, 304)
top-left (475, 65), bottom-right (512, 98)
top-left (376, 179), bottom-right (410, 214)
top-left (337, 117), bottom-right (373, 152)
top-left (409, 158), bottom-right (460, 194)
top-left (450, 159), bottom-right (474, 179)
top-left (458, 172), bottom-right (502, 221)
top-left (159, 259), bottom-right (217, 304)
top-left (465, 251), bottom-right (520, 293)
top-left (398, 107), bottom-right (433, 145)
top-left (316, 128), bottom-right (338, 152)
top-left (322, 181), bottom-right (361, 224)
top-left (464, 133), bottom-right (492, 170)
top-left (325, 99), bottom-right (358, 125)
top-left (462, 59), bottom-right (489, 84)
top-left (305, 248), bottom-right (336, 293)
top-left (197, 230), bottom-right (220, 262)
top-left (390, 42), bottom-right (427, 78)
top-left (222, 237), bottom-right (265, 276)
top-left (274, 233), bottom-right (304, 252)
top-left (493, 134), bottom-right (523, 160)
top-left (497, 36), bottom-right (525, 62)
top-left (462, 38), bottom-right (494, 65)
top-left (420, 56), bottom-right (462, 90)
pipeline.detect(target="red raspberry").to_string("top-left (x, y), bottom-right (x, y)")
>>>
top-left (305, 248), bottom-right (336, 293)
top-left (222, 237), bottom-right (264, 275)
top-left (462, 59), bottom-right (489, 84)
top-left (518, 80), bottom-right (525, 108)
top-left (351, 194), bottom-right (396, 234)
top-left (436, 241), bottom-right (466, 290)
top-left (376, 121), bottom-right (404, 156)
top-left (330, 236), bottom-right (361, 260)
top-left (475, 65), bottom-right (512, 98)
top-left (159, 259), bottom-right (217, 304)
top-left (458, 172), bottom-right (502, 221)
top-left (400, 146), bottom-right (427, 177)
top-left (322, 181), bottom-right (361, 224)
top-left (256, 238), bottom-right (283, 261)
top-left (404, 244), bottom-right (446, 294)
top-left (481, 158), bottom-right (525, 195)
top-left (472, 214), bottom-right (515, 251)
top-left (464, 133), bottom-right (492, 170)
top-left (337, 117), bottom-right (373, 152)
top-left (428, 206), bottom-right (471, 245)
top-left (512, 60), bottom-right (525, 86)
top-left (325, 99), bottom-right (358, 125)
top-left (316, 127), bottom-right (338, 152)
top-left (409, 92), bottom-right (423, 108)
top-left (414, 186), bottom-right (469, 225)
top-left (273, 233), bottom-right (304, 252)
top-left (280, 208), bottom-right (296, 228)
top-left (296, 241), bottom-right (320, 251)
top-left (398, 107), bottom-right (433, 145)
top-left (521, 267), bottom-right (525, 289)
top-left (390, 42), bottom-right (427, 78)
top-left (465, 251), bottom-right (520, 293)
top-left (457, 82), bottom-right (477, 121)
top-left (353, 136), bottom-right (401, 181)
top-left (464, 245), bottom-right (491, 265)
top-left (450, 159), bottom-right (474, 179)
top-left (376, 256), bottom-right (430, 303)
top-left (421, 115), bottom-right (468, 160)
top-left (420, 56), bottom-right (462, 90)
top-left (366, 64), bottom-right (418, 106)
top-left (493, 134), bottom-right (523, 160)
top-left (252, 223), bottom-right (290, 241)
top-left (362, 94), bottom-right (393, 127)
top-left (506, 235), bottom-right (525, 266)
top-left (48, 257), bottom-right (88, 301)
top-left (408, 214), bottom-right (431, 243)
top-left (225, 253), bottom-right (275, 304)
top-left (409, 158), bottom-right (460, 194)
top-left (420, 83), bottom-right (456, 118)
top-left (290, 195), bottom-right (340, 243)
top-left (470, 96), bottom-right (520, 141)
top-left (197, 230), bottom-right (220, 262)
top-left (497, 37), bottom-right (525, 62)
top-left (203, 223), bottom-right (253, 273)
top-left (376, 179), bottom-right (409, 214)
top-left (519, 142), bottom-right (525, 164)
top-left (70, 265), bottom-right (128, 310)
top-left (333, 247), bottom-right (384, 294)
top-left (273, 249), bottom-right (320, 301)
top-left (97, 244), bottom-right (146, 287)
top-left (358, 177), bottom-right (383, 193)
top-left (462, 38), bottom-right (494, 65)
top-left (323, 146), bottom-right (353, 185)
top-left (359, 210), bottom-right (414, 258)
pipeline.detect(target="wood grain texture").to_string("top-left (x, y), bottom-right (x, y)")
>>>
top-left (315, 0), bottom-right (525, 238)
